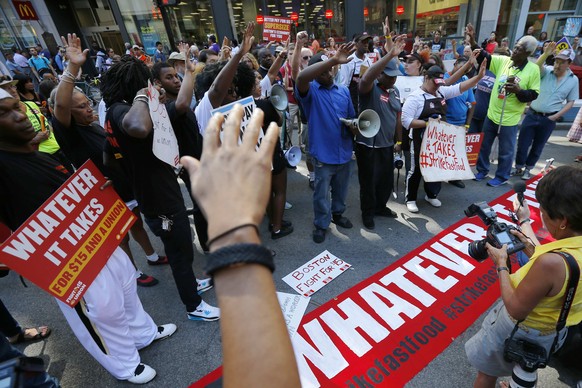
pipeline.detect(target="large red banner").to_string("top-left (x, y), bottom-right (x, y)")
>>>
top-left (0, 161), bottom-right (136, 307)
top-left (193, 176), bottom-right (548, 387)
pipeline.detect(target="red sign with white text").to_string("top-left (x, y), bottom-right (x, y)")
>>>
top-left (192, 176), bottom-right (549, 387)
top-left (262, 16), bottom-right (292, 42)
top-left (466, 132), bottom-right (484, 166)
top-left (0, 161), bottom-right (136, 307)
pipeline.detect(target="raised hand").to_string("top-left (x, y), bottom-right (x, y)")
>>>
top-left (388, 34), bottom-right (407, 57)
top-left (382, 16), bottom-right (391, 36)
top-left (60, 33), bottom-right (89, 67)
top-left (178, 42), bottom-right (196, 72)
top-left (544, 41), bottom-right (557, 56)
top-left (296, 31), bottom-right (309, 48)
top-left (240, 22), bottom-right (256, 55)
top-left (333, 42), bottom-right (356, 64)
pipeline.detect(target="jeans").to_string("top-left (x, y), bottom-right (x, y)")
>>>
top-left (476, 117), bottom-right (519, 181)
top-left (313, 158), bottom-right (351, 230)
top-left (355, 144), bottom-right (394, 218)
top-left (515, 111), bottom-right (556, 170)
top-left (144, 210), bottom-right (201, 311)
top-left (0, 335), bottom-right (60, 387)
top-left (468, 117), bottom-right (485, 134)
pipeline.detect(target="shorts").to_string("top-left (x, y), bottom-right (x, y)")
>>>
top-left (465, 301), bottom-right (567, 377)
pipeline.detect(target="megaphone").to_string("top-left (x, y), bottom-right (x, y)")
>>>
top-left (270, 84), bottom-right (288, 111)
top-left (339, 109), bottom-right (380, 138)
top-left (284, 145), bottom-right (302, 167)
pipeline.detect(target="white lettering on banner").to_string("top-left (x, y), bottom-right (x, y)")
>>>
top-left (1, 168), bottom-right (98, 261)
top-left (359, 282), bottom-right (423, 329)
top-left (420, 119), bottom-right (475, 182)
top-left (291, 222), bottom-right (484, 386)
top-left (320, 299), bottom-right (390, 357)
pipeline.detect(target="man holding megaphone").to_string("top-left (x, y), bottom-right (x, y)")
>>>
top-left (356, 29), bottom-right (407, 230)
top-left (295, 42), bottom-right (357, 244)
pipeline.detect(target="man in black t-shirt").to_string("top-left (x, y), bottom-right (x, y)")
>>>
top-left (101, 55), bottom-right (219, 321)
top-left (0, 86), bottom-right (175, 384)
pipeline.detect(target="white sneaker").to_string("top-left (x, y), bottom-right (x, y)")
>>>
top-left (424, 195), bottom-right (442, 208)
top-left (285, 201), bottom-right (293, 210)
top-left (188, 300), bottom-right (220, 322)
top-left (406, 201), bottom-right (419, 213)
top-left (154, 323), bottom-right (177, 341)
top-left (127, 363), bottom-right (156, 384)
top-left (196, 278), bottom-right (213, 294)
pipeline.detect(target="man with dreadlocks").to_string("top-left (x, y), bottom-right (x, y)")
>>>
top-left (101, 40), bottom-right (219, 322)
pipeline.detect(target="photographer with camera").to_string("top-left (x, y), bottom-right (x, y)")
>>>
top-left (465, 165), bottom-right (582, 388)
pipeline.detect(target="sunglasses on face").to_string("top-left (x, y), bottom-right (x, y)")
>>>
top-left (303, 56), bottom-right (312, 60)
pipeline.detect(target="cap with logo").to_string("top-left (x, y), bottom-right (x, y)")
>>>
top-left (555, 48), bottom-right (574, 61)
top-left (426, 65), bottom-right (446, 85)
top-left (353, 33), bottom-right (372, 43)
top-left (406, 52), bottom-right (425, 64)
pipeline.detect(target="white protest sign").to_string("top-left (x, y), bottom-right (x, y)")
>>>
top-left (276, 292), bottom-right (310, 338)
top-left (283, 250), bottom-right (351, 297)
top-left (210, 96), bottom-right (264, 151)
top-left (419, 118), bottom-right (475, 182)
top-left (148, 80), bottom-right (180, 167)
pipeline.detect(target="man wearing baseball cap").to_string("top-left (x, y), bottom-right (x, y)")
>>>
top-left (295, 43), bottom-right (357, 243)
top-left (401, 61), bottom-right (486, 213)
top-left (356, 34), bottom-right (407, 229)
top-left (513, 44), bottom-right (579, 180)
top-left (338, 32), bottom-right (373, 114)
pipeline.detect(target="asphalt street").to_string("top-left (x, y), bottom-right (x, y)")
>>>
top-left (3, 127), bottom-right (582, 387)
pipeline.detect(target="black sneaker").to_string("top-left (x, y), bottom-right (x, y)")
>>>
top-left (375, 207), bottom-right (398, 218)
top-left (448, 180), bottom-right (465, 188)
top-left (268, 219), bottom-right (292, 232)
top-left (271, 224), bottom-right (294, 240)
top-left (136, 273), bottom-right (159, 287)
top-left (331, 215), bottom-right (353, 229)
top-left (362, 216), bottom-right (375, 229)
top-left (147, 256), bottom-right (169, 266)
top-left (312, 228), bottom-right (326, 243)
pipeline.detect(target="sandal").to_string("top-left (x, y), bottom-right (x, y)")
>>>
top-left (8, 326), bottom-right (51, 344)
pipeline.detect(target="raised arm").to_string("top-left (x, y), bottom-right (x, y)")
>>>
top-left (459, 58), bottom-right (487, 93)
top-left (54, 33), bottom-right (89, 128)
top-left (536, 41), bottom-right (556, 71)
top-left (180, 106), bottom-right (300, 387)
top-left (121, 86), bottom-right (154, 139)
top-left (445, 49), bottom-right (479, 86)
top-left (175, 43), bottom-right (196, 115)
top-left (265, 37), bottom-right (289, 85)
top-left (296, 42), bottom-right (355, 95)
top-left (291, 31), bottom-right (309, 81)
top-left (359, 33), bottom-right (406, 94)
top-left (208, 22), bottom-right (255, 108)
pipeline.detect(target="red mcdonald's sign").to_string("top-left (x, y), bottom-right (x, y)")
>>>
top-left (12, 1), bottom-right (39, 20)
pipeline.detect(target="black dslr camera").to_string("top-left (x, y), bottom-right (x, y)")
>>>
top-left (503, 337), bottom-right (548, 372)
top-left (464, 202), bottom-right (525, 262)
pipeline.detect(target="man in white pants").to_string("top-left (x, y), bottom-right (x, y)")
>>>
top-left (0, 87), bottom-right (175, 384)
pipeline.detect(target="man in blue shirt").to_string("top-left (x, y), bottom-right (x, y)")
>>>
top-left (513, 46), bottom-right (579, 180)
top-left (296, 44), bottom-right (357, 243)
top-left (153, 41), bottom-right (167, 63)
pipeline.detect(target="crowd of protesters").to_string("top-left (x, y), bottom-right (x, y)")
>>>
top-left (0, 16), bottom-right (581, 386)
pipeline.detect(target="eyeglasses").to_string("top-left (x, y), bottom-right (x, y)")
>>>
top-left (302, 56), bottom-right (312, 60)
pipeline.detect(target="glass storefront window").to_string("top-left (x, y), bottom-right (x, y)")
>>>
top-left (118, 1), bottom-right (169, 55)
top-left (0, 0), bottom-right (40, 50)
top-left (528, 0), bottom-right (578, 12)
top-left (165, 0), bottom-right (216, 46)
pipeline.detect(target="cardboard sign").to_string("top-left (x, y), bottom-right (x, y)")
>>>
top-left (210, 96), bottom-right (265, 150)
top-left (277, 292), bottom-right (311, 338)
top-left (0, 161), bottom-right (136, 307)
top-left (193, 176), bottom-right (550, 388)
top-left (148, 80), bottom-right (180, 168)
top-left (465, 132), bottom-right (483, 166)
top-left (263, 16), bottom-right (292, 42)
top-left (419, 119), bottom-right (474, 182)
top-left (283, 251), bottom-right (352, 297)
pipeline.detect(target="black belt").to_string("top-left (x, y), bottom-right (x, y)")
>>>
top-left (530, 108), bottom-right (558, 117)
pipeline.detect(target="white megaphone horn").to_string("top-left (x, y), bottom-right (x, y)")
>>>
top-left (270, 84), bottom-right (288, 111)
top-left (284, 146), bottom-right (302, 167)
top-left (339, 109), bottom-right (381, 138)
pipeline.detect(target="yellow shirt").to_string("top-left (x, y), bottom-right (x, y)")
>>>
top-left (510, 236), bottom-right (582, 331)
top-left (23, 101), bottom-right (60, 155)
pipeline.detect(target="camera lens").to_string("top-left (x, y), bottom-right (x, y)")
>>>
top-left (467, 240), bottom-right (489, 262)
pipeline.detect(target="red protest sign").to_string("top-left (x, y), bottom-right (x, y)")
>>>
top-left (0, 161), bottom-right (135, 307)
top-left (465, 132), bottom-right (483, 166)
top-left (262, 16), bottom-right (292, 42)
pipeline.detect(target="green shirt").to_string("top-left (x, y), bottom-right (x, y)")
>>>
top-left (487, 55), bottom-right (540, 126)
top-left (23, 101), bottom-right (60, 154)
